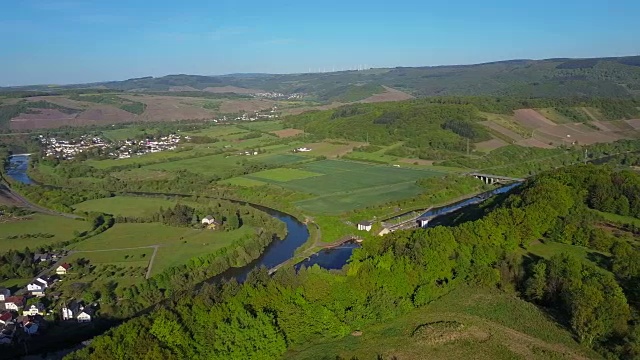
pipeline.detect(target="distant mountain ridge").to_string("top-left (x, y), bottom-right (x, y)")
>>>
top-left (3, 55), bottom-right (640, 100)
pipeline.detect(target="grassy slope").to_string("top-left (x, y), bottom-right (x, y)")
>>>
top-left (286, 286), bottom-right (599, 360)
top-left (0, 214), bottom-right (89, 251)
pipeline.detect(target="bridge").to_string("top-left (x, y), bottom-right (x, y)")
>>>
top-left (468, 172), bottom-right (524, 185)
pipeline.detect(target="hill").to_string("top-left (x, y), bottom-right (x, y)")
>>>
top-left (3, 55), bottom-right (640, 100)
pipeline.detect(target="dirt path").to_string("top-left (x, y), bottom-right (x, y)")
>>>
top-left (146, 246), bottom-right (159, 279)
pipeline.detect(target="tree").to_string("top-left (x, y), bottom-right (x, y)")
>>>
top-left (525, 261), bottom-right (547, 302)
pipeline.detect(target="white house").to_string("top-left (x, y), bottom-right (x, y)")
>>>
top-left (417, 217), bottom-right (430, 228)
top-left (77, 308), bottom-right (94, 323)
top-left (27, 282), bottom-right (45, 293)
top-left (4, 296), bottom-right (24, 311)
top-left (56, 263), bottom-right (71, 275)
top-left (22, 303), bottom-right (45, 317)
top-left (357, 221), bottom-right (373, 232)
top-left (62, 300), bottom-right (82, 321)
top-left (201, 215), bottom-right (215, 225)
top-left (0, 288), bottom-right (10, 302)
top-left (295, 147), bottom-right (312, 152)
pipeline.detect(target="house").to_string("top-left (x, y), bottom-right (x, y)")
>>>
top-left (56, 263), bottom-right (71, 275)
top-left (357, 221), bottom-right (373, 232)
top-left (0, 312), bottom-right (12, 325)
top-left (27, 277), bottom-right (51, 297)
top-left (3, 296), bottom-right (24, 311)
top-left (33, 253), bottom-right (51, 263)
top-left (377, 228), bottom-right (391, 237)
top-left (0, 288), bottom-right (10, 302)
top-left (417, 217), bottom-right (430, 228)
top-left (77, 307), bottom-right (95, 323)
top-left (295, 147), bottom-right (311, 152)
top-left (24, 321), bottom-right (39, 335)
top-left (201, 215), bottom-right (215, 225)
top-left (62, 300), bottom-right (82, 321)
top-left (22, 303), bottom-right (45, 317)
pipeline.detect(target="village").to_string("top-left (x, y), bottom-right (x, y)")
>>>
top-left (39, 134), bottom-right (183, 160)
top-left (251, 92), bottom-right (304, 100)
top-left (0, 255), bottom-right (96, 345)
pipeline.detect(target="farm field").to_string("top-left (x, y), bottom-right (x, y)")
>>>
top-left (294, 141), bottom-right (366, 158)
top-left (73, 196), bottom-right (180, 217)
top-left (239, 159), bottom-right (444, 214)
top-left (69, 222), bottom-right (256, 276)
top-left (0, 214), bottom-right (90, 251)
top-left (142, 153), bottom-right (250, 177)
top-left (286, 285), bottom-right (596, 360)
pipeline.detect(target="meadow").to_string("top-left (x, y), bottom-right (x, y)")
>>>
top-left (286, 285), bottom-right (596, 360)
top-left (73, 196), bottom-right (180, 217)
top-left (241, 160), bottom-right (443, 214)
top-left (68, 222), bottom-right (256, 276)
top-left (0, 214), bottom-right (90, 251)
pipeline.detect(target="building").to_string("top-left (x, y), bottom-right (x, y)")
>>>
top-left (33, 253), bottom-right (51, 263)
top-left (62, 300), bottom-right (82, 321)
top-left (0, 312), bottom-right (12, 325)
top-left (201, 215), bottom-right (215, 225)
top-left (417, 217), bottom-right (430, 228)
top-left (77, 307), bottom-right (94, 323)
top-left (3, 296), bottom-right (24, 311)
top-left (56, 263), bottom-right (71, 275)
top-left (0, 288), bottom-right (10, 302)
top-left (377, 228), bottom-right (391, 237)
top-left (22, 303), bottom-right (45, 317)
top-left (357, 221), bottom-right (373, 232)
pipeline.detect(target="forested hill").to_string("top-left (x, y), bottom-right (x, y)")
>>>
top-left (283, 97), bottom-right (640, 159)
top-left (4, 55), bottom-right (640, 100)
top-left (65, 165), bottom-right (640, 359)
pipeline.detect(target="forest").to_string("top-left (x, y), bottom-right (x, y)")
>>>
top-left (64, 164), bottom-right (640, 359)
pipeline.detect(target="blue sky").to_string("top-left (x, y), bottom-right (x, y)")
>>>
top-left (1, 0), bottom-right (639, 85)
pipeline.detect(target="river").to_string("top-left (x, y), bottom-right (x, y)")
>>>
top-left (6, 154), bottom-right (521, 276)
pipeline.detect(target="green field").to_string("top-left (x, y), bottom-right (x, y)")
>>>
top-left (240, 160), bottom-right (442, 214)
top-left (73, 196), bottom-right (179, 217)
top-left (67, 248), bottom-right (153, 269)
top-left (295, 181), bottom-right (426, 214)
top-left (250, 168), bottom-right (322, 182)
top-left (69, 222), bottom-right (255, 276)
top-left (250, 153), bottom-right (308, 166)
top-left (287, 286), bottom-right (596, 360)
top-left (0, 215), bottom-right (90, 251)
top-left (143, 153), bottom-right (246, 176)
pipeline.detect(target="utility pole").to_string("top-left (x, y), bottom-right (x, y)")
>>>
top-left (466, 138), bottom-right (470, 156)
top-left (366, 132), bottom-right (369, 144)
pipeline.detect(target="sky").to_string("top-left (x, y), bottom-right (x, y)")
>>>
top-left (1, 0), bottom-right (639, 86)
